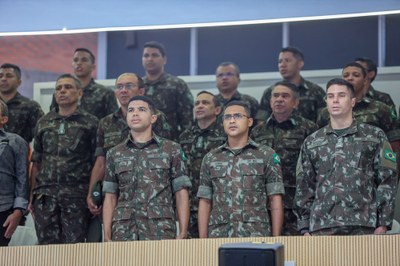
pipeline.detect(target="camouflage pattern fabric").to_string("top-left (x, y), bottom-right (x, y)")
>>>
top-left (2, 92), bottom-right (44, 143)
top-left (96, 108), bottom-right (172, 157)
top-left (310, 226), bottom-right (375, 236)
top-left (31, 109), bottom-right (98, 244)
top-left (367, 86), bottom-right (397, 116)
top-left (103, 134), bottom-right (191, 241)
top-left (216, 91), bottom-right (259, 121)
top-left (143, 73), bottom-right (194, 141)
top-left (179, 121), bottom-right (226, 237)
top-left (295, 121), bottom-right (398, 234)
top-left (197, 139), bottom-right (284, 238)
top-left (251, 114), bottom-right (318, 235)
top-left (50, 79), bottom-right (118, 119)
top-left (256, 78), bottom-right (325, 122)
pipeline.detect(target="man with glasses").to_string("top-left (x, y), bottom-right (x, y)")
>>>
top-left (215, 62), bottom-right (259, 122)
top-left (86, 73), bottom-right (171, 241)
top-left (197, 101), bottom-right (284, 238)
top-left (102, 95), bottom-right (191, 241)
top-left (142, 41), bottom-right (194, 141)
top-left (179, 91), bottom-right (226, 238)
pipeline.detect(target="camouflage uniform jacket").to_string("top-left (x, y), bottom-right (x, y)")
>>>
top-left (256, 78), bottom-right (325, 122)
top-left (103, 134), bottom-right (192, 240)
top-left (32, 109), bottom-right (98, 197)
top-left (295, 121), bottom-right (398, 233)
top-left (250, 114), bottom-right (318, 209)
top-left (197, 139), bottom-right (285, 237)
top-left (96, 108), bottom-right (172, 157)
top-left (179, 121), bottom-right (226, 212)
top-left (50, 79), bottom-right (118, 119)
top-left (216, 90), bottom-right (259, 121)
top-left (317, 97), bottom-right (398, 141)
top-left (143, 73), bottom-right (194, 141)
top-left (0, 128), bottom-right (29, 212)
top-left (367, 86), bottom-right (396, 116)
top-left (1, 92), bottom-right (44, 143)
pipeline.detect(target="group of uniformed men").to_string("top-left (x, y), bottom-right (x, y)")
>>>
top-left (0, 42), bottom-right (398, 246)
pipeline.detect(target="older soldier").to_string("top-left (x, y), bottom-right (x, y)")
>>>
top-left (0, 100), bottom-right (29, 246)
top-left (179, 91), bottom-right (226, 238)
top-left (198, 101), bottom-right (284, 238)
top-left (50, 48), bottom-right (118, 119)
top-left (295, 78), bottom-right (398, 236)
top-left (0, 63), bottom-right (44, 143)
top-left (251, 81), bottom-right (318, 235)
top-left (142, 41), bottom-right (194, 141)
top-left (31, 74), bottom-right (98, 244)
top-left (256, 46), bottom-right (325, 123)
top-left (215, 62), bottom-right (259, 122)
top-left (102, 95), bottom-right (191, 241)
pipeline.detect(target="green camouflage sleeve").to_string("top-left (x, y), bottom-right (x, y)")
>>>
top-left (316, 107), bottom-right (330, 128)
top-left (197, 153), bottom-right (213, 200)
top-left (255, 86), bottom-right (273, 121)
top-left (265, 150), bottom-right (285, 196)
top-left (170, 143), bottom-right (191, 193)
top-left (103, 148), bottom-right (119, 194)
top-left (176, 80), bottom-right (194, 132)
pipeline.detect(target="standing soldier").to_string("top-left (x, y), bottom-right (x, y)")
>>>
top-left (198, 101), bottom-right (284, 238)
top-left (179, 91), bottom-right (226, 238)
top-left (251, 81), bottom-right (318, 235)
top-left (296, 78), bottom-right (398, 236)
top-left (31, 74), bottom-right (98, 244)
top-left (102, 96), bottom-right (191, 241)
top-left (142, 41), bottom-right (194, 141)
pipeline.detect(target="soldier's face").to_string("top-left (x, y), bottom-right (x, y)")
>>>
top-left (115, 75), bottom-right (144, 107)
top-left (278, 52), bottom-right (303, 80)
top-left (223, 105), bottom-right (252, 138)
top-left (326, 84), bottom-right (355, 118)
top-left (0, 68), bottom-right (21, 94)
top-left (142, 47), bottom-right (166, 75)
top-left (216, 65), bottom-right (240, 95)
top-left (270, 85), bottom-right (299, 117)
top-left (72, 51), bottom-right (95, 79)
top-left (342, 66), bottom-right (366, 96)
top-left (127, 100), bottom-right (157, 132)
top-left (54, 78), bottom-right (83, 107)
top-left (194, 93), bottom-right (221, 121)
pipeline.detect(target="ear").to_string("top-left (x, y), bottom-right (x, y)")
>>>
top-left (293, 98), bottom-right (300, 109)
top-left (138, 87), bottom-right (145, 96)
top-left (297, 60), bottom-right (305, 70)
top-left (78, 89), bottom-right (83, 99)
top-left (163, 56), bottom-right (167, 65)
top-left (215, 106), bottom-right (222, 116)
top-left (150, 114), bottom-right (158, 125)
top-left (248, 117), bottom-right (253, 128)
top-left (0, 115), bottom-right (8, 125)
top-left (351, 97), bottom-right (356, 108)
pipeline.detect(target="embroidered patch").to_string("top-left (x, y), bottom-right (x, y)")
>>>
top-left (273, 153), bottom-right (281, 164)
top-left (384, 149), bottom-right (396, 162)
top-left (181, 150), bottom-right (188, 161)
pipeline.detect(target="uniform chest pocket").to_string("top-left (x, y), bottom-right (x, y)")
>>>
top-left (116, 161), bottom-right (135, 186)
top-left (65, 129), bottom-right (91, 153)
top-left (148, 156), bottom-right (171, 184)
top-left (210, 163), bottom-right (228, 192)
top-left (242, 162), bottom-right (265, 191)
top-left (104, 132), bottom-right (124, 150)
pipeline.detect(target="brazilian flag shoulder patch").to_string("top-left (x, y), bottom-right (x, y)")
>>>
top-left (181, 150), bottom-right (188, 162)
top-left (381, 141), bottom-right (397, 170)
top-left (273, 153), bottom-right (280, 165)
top-left (384, 149), bottom-right (396, 162)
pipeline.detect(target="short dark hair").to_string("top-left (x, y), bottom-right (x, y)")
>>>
top-left (196, 91), bottom-right (221, 107)
top-left (354, 57), bottom-right (378, 82)
top-left (326, 78), bottom-right (355, 98)
top-left (74, 48), bottom-right (95, 64)
top-left (0, 99), bottom-right (8, 117)
top-left (0, 63), bottom-right (22, 79)
top-left (56, 74), bottom-right (82, 89)
top-left (224, 100), bottom-right (251, 117)
top-left (216, 62), bottom-right (240, 77)
top-left (281, 46), bottom-right (304, 61)
top-left (128, 95), bottom-right (156, 114)
top-left (342, 62), bottom-right (367, 78)
top-left (143, 41), bottom-right (166, 57)
top-left (272, 81), bottom-right (300, 99)
top-left (116, 73), bottom-right (144, 89)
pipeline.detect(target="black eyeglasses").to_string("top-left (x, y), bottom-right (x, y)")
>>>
top-left (223, 113), bottom-right (249, 121)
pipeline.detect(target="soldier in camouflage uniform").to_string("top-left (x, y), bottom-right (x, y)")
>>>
top-left (256, 47), bottom-right (325, 123)
top-left (179, 91), bottom-right (226, 238)
top-left (102, 95), bottom-right (191, 241)
top-left (355, 57), bottom-right (396, 115)
top-left (197, 101), bottom-right (284, 238)
top-left (142, 41), bottom-right (194, 141)
top-left (251, 81), bottom-right (318, 235)
top-left (0, 63), bottom-right (44, 143)
top-left (31, 74), bottom-right (98, 244)
top-left (50, 48), bottom-right (118, 119)
top-left (295, 78), bottom-right (398, 236)
top-left (215, 62), bottom-right (259, 123)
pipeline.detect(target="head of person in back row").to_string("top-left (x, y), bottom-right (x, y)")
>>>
top-left (141, 41), bottom-right (194, 141)
top-left (256, 46), bottom-right (325, 123)
top-left (215, 62), bottom-right (259, 122)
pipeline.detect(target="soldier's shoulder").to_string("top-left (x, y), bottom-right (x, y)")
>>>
top-left (357, 122), bottom-right (386, 136)
top-left (303, 79), bottom-right (324, 92)
top-left (240, 93), bottom-right (259, 104)
top-left (165, 73), bottom-right (188, 85)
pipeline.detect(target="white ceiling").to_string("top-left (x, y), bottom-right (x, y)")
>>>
top-left (2, 0), bottom-right (400, 35)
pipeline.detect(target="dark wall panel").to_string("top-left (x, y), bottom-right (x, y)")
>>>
top-left (386, 14), bottom-right (400, 66)
top-left (290, 17), bottom-right (378, 70)
top-left (197, 24), bottom-right (282, 74)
